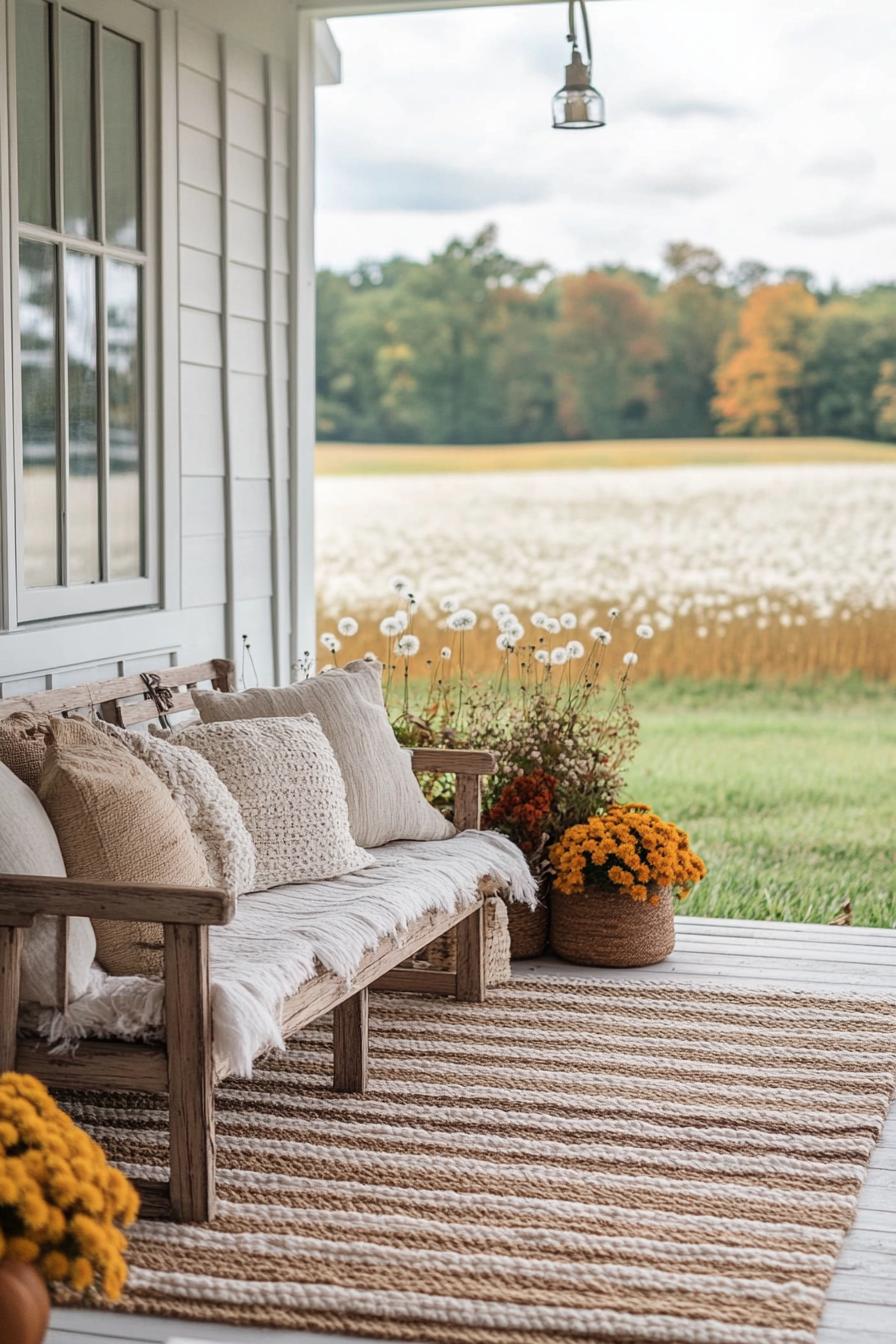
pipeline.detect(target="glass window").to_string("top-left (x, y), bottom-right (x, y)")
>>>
top-left (106, 260), bottom-right (142, 579)
top-left (18, 239), bottom-right (59, 587)
top-left (12, 0), bottom-right (154, 616)
top-left (102, 32), bottom-right (141, 250)
top-left (15, 0), bottom-right (53, 228)
top-left (61, 11), bottom-right (96, 239)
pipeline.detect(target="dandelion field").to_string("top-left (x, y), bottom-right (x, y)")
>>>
top-left (316, 460), bottom-right (896, 682)
top-left (315, 444), bottom-right (896, 926)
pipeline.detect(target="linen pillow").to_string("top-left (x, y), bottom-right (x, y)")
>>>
top-left (155, 715), bottom-right (372, 890)
top-left (0, 710), bottom-right (98, 793)
top-left (38, 717), bottom-right (210, 977)
top-left (0, 761), bottom-right (96, 1009)
top-left (190, 660), bottom-right (455, 849)
top-left (94, 720), bottom-right (256, 898)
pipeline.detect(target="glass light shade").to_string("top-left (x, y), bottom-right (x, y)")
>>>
top-left (552, 81), bottom-right (605, 129)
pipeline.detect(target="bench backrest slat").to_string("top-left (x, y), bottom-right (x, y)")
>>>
top-left (0, 659), bottom-right (235, 726)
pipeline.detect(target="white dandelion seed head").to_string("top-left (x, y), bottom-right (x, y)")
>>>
top-left (440, 646), bottom-right (452, 660)
top-left (392, 610), bottom-right (409, 631)
top-left (534, 649), bottom-right (550, 664)
top-left (320, 632), bottom-right (341, 652)
top-left (439, 595), bottom-right (460, 613)
top-left (395, 634), bottom-right (420, 657)
top-left (507, 621), bottom-right (525, 642)
top-left (379, 616), bottom-right (403, 637)
top-left (544, 617), bottom-right (562, 635)
top-left (608, 607), bottom-right (620, 619)
top-left (362, 652), bottom-right (379, 663)
top-left (497, 613), bottom-right (520, 633)
top-left (389, 574), bottom-right (414, 596)
top-left (531, 611), bottom-right (548, 628)
top-left (496, 633), bottom-right (517, 652)
top-left (696, 626), bottom-right (709, 638)
top-left (560, 612), bottom-right (578, 629)
top-left (337, 616), bottom-right (359, 637)
top-left (636, 623), bottom-right (654, 640)
top-left (491, 602), bottom-right (511, 620)
top-left (550, 647), bottom-right (569, 666)
top-left (447, 608), bottom-right (477, 631)
top-left (566, 640), bottom-right (585, 659)
top-left (590, 626), bottom-right (611, 645)
top-left (622, 651), bottom-right (639, 667)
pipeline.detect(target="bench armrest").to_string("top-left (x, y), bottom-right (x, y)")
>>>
top-left (0, 873), bottom-right (235, 927)
top-left (410, 748), bottom-right (496, 776)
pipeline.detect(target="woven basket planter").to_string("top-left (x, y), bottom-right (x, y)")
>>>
top-left (423, 896), bottom-right (512, 985)
top-left (506, 890), bottom-right (550, 959)
top-left (550, 884), bottom-right (675, 967)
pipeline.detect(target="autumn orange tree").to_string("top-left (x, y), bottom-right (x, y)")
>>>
top-left (712, 282), bottom-right (819, 435)
top-left (554, 271), bottom-right (664, 438)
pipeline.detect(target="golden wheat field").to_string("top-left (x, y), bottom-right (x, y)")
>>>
top-left (315, 456), bottom-right (896, 681)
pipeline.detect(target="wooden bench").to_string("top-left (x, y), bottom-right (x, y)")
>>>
top-left (0, 659), bottom-right (496, 1223)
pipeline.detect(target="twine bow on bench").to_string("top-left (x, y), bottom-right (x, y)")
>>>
top-left (140, 672), bottom-right (175, 729)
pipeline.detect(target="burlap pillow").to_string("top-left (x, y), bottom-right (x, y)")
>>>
top-left (0, 761), bottom-right (96, 1009)
top-left (0, 710), bottom-right (97, 792)
top-left (38, 717), bottom-right (210, 977)
top-left (155, 715), bottom-right (372, 890)
top-left (191, 660), bottom-right (454, 849)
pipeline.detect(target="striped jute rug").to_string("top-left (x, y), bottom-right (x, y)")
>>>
top-left (59, 976), bottom-right (896, 1344)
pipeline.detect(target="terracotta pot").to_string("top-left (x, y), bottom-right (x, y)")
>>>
top-left (0, 1260), bottom-right (51, 1344)
top-left (550, 884), bottom-right (675, 967)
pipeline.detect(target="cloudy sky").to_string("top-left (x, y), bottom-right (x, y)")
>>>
top-left (315, 0), bottom-right (895, 288)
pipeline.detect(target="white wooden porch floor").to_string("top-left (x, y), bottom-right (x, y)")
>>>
top-left (49, 915), bottom-right (896, 1344)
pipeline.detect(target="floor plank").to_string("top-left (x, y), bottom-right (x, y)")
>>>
top-left (50, 918), bottom-right (896, 1343)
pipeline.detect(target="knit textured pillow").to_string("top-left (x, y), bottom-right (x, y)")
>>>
top-left (94, 720), bottom-right (256, 898)
top-left (155, 715), bottom-right (373, 891)
top-left (190, 660), bottom-right (455, 849)
top-left (38, 717), bottom-right (210, 977)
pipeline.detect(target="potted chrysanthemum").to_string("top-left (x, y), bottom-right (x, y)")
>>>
top-left (549, 803), bottom-right (706, 966)
top-left (0, 1073), bottom-right (139, 1343)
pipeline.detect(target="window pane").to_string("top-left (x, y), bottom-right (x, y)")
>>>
top-left (65, 250), bottom-right (100, 584)
top-left (19, 239), bottom-right (59, 587)
top-left (102, 32), bottom-right (140, 249)
top-left (61, 11), bottom-right (95, 238)
top-left (16, 0), bottom-right (53, 227)
top-left (106, 260), bottom-right (142, 578)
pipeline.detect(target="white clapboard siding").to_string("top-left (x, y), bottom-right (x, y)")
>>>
top-left (173, 16), bottom-right (291, 676)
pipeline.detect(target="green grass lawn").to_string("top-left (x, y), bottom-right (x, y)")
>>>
top-left (317, 436), bottom-right (894, 476)
top-left (625, 680), bottom-right (896, 927)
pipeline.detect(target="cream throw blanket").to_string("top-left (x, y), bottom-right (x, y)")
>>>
top-left (29, 831), bottom-right (537, 1077)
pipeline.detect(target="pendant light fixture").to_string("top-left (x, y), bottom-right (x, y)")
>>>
top-left (552, 0), bottom-right (605, 130)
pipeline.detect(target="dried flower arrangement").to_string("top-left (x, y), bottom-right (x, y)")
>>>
top-left (315, 577), bottom-right (656, 871)
top-left (0, 1073), bottom-right (138, 1301)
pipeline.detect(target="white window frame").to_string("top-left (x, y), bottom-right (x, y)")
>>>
top-left (6, 0), bottom-right (158, 624)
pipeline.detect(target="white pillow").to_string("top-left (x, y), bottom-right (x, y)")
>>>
top-left (154, 715), bottom-right (372, 891)
top-left (0, 760), bottom-right (96, 1008)
top-left (94, 720), bottom-right (256, 898)
top-left (190, 659), bottom-right (455, 848)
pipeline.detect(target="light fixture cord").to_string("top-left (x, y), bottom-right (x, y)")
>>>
top-left (567, 0), bottom-right (593, 64)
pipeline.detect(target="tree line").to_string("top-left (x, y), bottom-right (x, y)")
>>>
top-left (316, 226), bottom-right (896, 444)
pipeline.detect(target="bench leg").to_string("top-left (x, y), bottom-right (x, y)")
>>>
top-left (455, 903), bottom-right (486, 1003)
top-left (0, 924), bottom-right (25, 1071)
top-left (333, 987), bottom-right (369, 1092)
top-left (164, 924), bottom-right (216, 1222)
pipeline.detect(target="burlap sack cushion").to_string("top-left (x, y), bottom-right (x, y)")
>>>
top-left (38, 717), bottom-right (210, 977)
top-left (0, 760), bottom-right (96, 1008)
top-left (190, 660), bottom-right (454, 849)
top-left (0, 710), bottom-right (97, 792)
